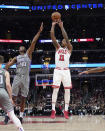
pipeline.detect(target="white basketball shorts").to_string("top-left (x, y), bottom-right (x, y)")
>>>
top-left (52, 68), bottom-right (72, 89)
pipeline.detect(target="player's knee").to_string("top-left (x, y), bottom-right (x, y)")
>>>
top-left (21, 96), bottom-right (26, 100)
top-left (8, 110), bottom-right (15, 119)
top-left (52, 88), bottom-right (59, 100)
top-left (53, 88), bottom-right (59, 94)
top-left (65, 89), bottom-right (70, 94)
top-left (12, 96), bottom-right (17, 103)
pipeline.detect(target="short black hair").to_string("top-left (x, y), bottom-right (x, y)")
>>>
top-left (0, 55), bottom-right (4, 64)
top-left (19, 46), bottom-right (26, 53)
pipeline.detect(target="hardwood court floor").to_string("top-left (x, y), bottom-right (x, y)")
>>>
top-left (0, 115), bottom-right (105, 131)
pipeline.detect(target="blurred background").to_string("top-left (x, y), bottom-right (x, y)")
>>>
top-left (0, 0), bottom-right (105, 116)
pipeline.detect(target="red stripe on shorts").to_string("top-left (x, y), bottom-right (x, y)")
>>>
top-left (64, 86), bottom-right (72, 89)
top-left (52, 85), bottom-right (60, 88)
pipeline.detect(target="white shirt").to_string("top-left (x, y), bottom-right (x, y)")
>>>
top-left (55, 47), bottom-right (71, 68)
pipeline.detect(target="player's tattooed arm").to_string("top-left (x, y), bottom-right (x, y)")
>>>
top-left (50, 22), bottom-right (60, 50)
top-left (5, 71), bottom-right (13, 104)
top-left (79, 67), bottom-right (105, 75)
top-left (27, 22), bottom-right (43, 59)
top-left (5, 57), bottom-right (17, 70)
top-left (58, 21), bottom-right (73, 53)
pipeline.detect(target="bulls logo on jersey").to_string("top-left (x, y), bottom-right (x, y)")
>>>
top-left (55, 47), bottom-right (71, 68)
top-left (58, 49), bottom-right (68, 54)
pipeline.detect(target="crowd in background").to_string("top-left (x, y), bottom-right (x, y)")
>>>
top-left (1, 79), bottom-right (104, 117)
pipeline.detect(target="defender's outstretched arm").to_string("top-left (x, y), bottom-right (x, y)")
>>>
top-left (79, 67), bottom-right (105, 75)
top-left (27, 22), bottom-right (43, 59)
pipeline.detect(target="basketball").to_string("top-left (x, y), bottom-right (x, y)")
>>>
top-left (51, 12), bottom-right (61, 22)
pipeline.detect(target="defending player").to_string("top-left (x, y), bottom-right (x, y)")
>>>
top-left (79, 67), bottom-right (105, 75)
top-left (0, 56), bottom-right (24, 131)
top-left (4, 23), bottom-right (43, 123)
top-left (50, 21), bottom-right (73, 119)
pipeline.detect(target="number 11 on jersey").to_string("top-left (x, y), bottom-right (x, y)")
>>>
top-left (59, 55), bottom-right (64, 61)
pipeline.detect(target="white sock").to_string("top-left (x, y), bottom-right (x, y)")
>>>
top-left (7, 110), bottom-right (24, 131)
top-left (52, 103), bottom-right (56, 111)
top-left (52, 88), bottom-right (59, 110)
top-left (20, 112), bottom-right (24, 118)
top-left (64, 89), bottom-right (70, 111)
top-left (65, 104), bottom-right (69, 111)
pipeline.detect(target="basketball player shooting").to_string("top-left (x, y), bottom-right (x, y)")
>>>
top-left (4, 22), bottom-right (43, 124)
top-left (0, 56), bottom-right (24, 131)
top-left (50, 20), bottom-right (73, 119)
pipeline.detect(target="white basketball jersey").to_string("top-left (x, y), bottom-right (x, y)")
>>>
top-left (55, 47), bottom-right (71, 68)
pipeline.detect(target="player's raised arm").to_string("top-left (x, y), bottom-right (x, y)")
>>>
top-left (5, 57), bottom-right (17, 70)
top-left (58, 21), bottom-right (73, 53)
top-left (27, 22), bottom-right (43, 59)
top-left (79, 67), bottom-right (105, 75)
top-left (5, 71), bottom-right (13, 103)
top-left (50, 22), bottom-right (60, 50)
